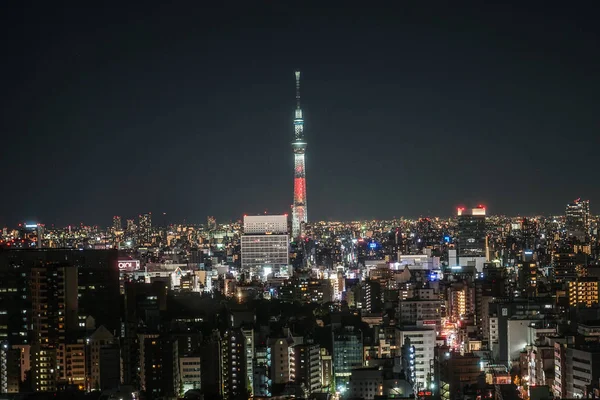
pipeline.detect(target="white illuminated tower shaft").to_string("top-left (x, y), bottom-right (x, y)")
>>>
top-left (292, 70), bottom-right (307, 238)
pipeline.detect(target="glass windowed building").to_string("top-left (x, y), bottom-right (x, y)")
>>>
top-left (241, 215), bottom-right (289, 280)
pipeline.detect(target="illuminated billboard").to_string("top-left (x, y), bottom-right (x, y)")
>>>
top-left (118, 260), bottom-right (141, 271)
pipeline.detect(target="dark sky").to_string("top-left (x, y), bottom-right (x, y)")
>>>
top-left (1, 2), bottom-right (599, 226)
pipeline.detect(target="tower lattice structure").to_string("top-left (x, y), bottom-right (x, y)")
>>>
top-left (292, 70), bottom-right (307, 238)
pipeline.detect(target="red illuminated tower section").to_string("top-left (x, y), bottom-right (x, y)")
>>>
top-left (292, 70), bottom-right (307, 238)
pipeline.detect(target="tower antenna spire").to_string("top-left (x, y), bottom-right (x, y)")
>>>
top-left (295, 70), bottom-right (301, 109)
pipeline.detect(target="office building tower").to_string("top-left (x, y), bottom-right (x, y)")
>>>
top-left (565, 198), bottom-right (590, 241)
top-left (180, 356), bottom-right (201, 392)
top-left (291, 70), bottom-right (308, 238)
top-left (143, 337), bottom-right (179, 399)
top-left (457, 206), bottom-right (486, 257)
top-left (241, 215), bottom-right (289, 279)
top-left (139, 213), bottom-right (152, 244)
top-left (126, 219), bottom-right (135, 232)
top-left (112, 216), bottom-right (122, 232)
top-left (332, 326), bottom-right (363, 385)
top-left (456, 206), bottom-right (487, 271)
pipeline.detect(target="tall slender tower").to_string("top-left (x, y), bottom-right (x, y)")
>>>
top-left (292, 70), bottom-right (307, 238)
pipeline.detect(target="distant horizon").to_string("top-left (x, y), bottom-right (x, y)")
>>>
top-left (4, 206), bottom-right (591, 229)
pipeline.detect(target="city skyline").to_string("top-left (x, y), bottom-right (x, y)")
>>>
top-left (2, 3), bottom-right (600, 399)
top-left (3, 199), bottom-right (595, 230)
top-left (1, 3), bottom-right (598, 225)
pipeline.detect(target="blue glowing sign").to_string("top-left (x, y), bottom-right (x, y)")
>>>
top-left (369, 242), bottom-right (377, 249)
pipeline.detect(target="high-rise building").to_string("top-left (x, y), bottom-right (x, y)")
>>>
top-left (0, 249), bottom-right (120, 335)
top-left (332, 326), bottom-right (363, 385)
top-left (0, 262), bottom-right (31, 345)
top-left (0, 343), bottom-right (21, 393)
top-left (139, 213), bottom-right (152, 244)
top-left (143, 337), bottom-right (179, 399)
top-left (112, 216), bottom-right (122, 232)
top-left (565, 198), bottom-right (590, 241)
top-left (207, 216), bottom-right (217, 231)
top-left (220, 329), bottom-right (247, 400)
top-left (456, 206), bottom-right (486, 258)
top-left (241, 215), bottom-right (289, 279)
top-left (518, 251), bottom-right (538, 296)
top-left (57, 341), bottom-right (86, 387)
top-left (292, 342), bottom-right (321, 394)
top-left (269, 336), bottom-right (295, 385)
top-left (568, 278), bottom-right (599, 307)
top-left (361, 279), bottom-right (382, 314)
top-left (122, 282), bottom-right (168, 387)
top-left (30, 264), bottom-right (78, 392)
top-left (433, 347), bottom-right (480, 400)
top-left (563, 345), bottom-right (600, 398)
top-left (180, 356), bottom-right (201, 392)
top-left (320, 348), bottom-right (333, 391)
top-left (396, 327), bottom-right (436, 388)
top-left (87, 325), bottom-right (120, 391)
top-left (456, 206), bottom-right (487, 271)
top-left (31, 264), bottom-right (79, 347)
top-left (553, 252), bottom-right (577, 283)
top-left (291, 70), bottom-right (308, 238)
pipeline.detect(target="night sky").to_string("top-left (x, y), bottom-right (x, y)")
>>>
top-left (1, 2), bottom-right (599, 226)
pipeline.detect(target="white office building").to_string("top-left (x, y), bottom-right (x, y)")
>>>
top-left (241, 215), bottom-right (289, 280)
top-left (396, 327), bottom-right (436, 387)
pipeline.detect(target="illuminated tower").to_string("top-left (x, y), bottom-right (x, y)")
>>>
top-left (292, 70), bottom-right (307, 238)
